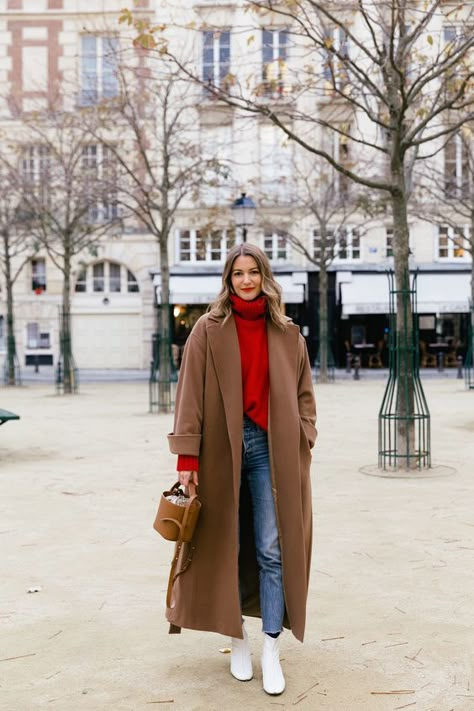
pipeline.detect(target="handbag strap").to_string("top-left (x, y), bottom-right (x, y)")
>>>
top-left (165, 483), bottom-right (199, 610)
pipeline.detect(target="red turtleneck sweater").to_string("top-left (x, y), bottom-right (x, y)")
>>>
top-left (176, 294), bottom-right (270, 473)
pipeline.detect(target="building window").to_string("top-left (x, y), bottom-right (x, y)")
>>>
top-left (93, 262), bottom-right (105, 292)
top-left (75, 266), bottom-right (87, 292)
top-left (26, 322), bottom-right (51, 349)
top-left (109, 262), bottom-right (121, 292)
top-left (313, 228), bottom-right (335, 261)
top-left (438, 225), bottom-right (468, 259)
top-left (322, 27), bottom-right (350, 92)
top-left (200, 125), bottom-right (233, 205)
top-left (31, 258), bottom-right (47, 292)
top-left (22, 145), bottom-right (51, 182)
top-left (444, 134), bottom-right (469, 199)
top-left (385, 227), bottom-right (394, 257)
top-left (334, 128), bottom-right (351, 201)
top-left (264, 231), bottom-right (289, 261)
top-left (127, 269), bottom-right (139, 293)
top-left (202, 30), bottom-right (230, 93)
top-left (82, 144), bottom-right (118, 223)
top-left (80, 35), bottom-right (119, 106)
top-left (177, 228), bottom-right (235, 263)
top-left (261, 29), bottom-right (288, 98)
top-left (76, 261), bottom-right (140, 293)
top-left (334, 227), bottom-right (360, 261)
top-left (260, 124), bottom-right (292, 203)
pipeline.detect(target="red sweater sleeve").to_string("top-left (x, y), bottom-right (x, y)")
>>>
top-left (177, 454), bottom-right (199, 472)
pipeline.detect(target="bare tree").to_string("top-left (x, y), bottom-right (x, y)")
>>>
top-left (13, 108), bottom-right (120, 393)
top-left (126, 0), bottom-right (474, 465)
top-left (91, 58), bottom-right (226, 410)
top-left (260, 155), bottom-right (364, 382)
top-left (0, 163), bottom-right (36, 385)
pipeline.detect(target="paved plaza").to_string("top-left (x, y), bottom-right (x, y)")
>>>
top-left (1, 378), bottom-right (473, 711)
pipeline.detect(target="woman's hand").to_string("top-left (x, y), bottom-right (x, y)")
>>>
top-left (178, 470), bottom-right (199, 487)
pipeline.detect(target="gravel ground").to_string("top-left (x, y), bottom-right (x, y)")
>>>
top-left (1, 378), bottom-right (473, 711)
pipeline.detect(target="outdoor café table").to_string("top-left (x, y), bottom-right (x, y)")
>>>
top-left (353, 343), bottom-right (375, 367)
top-left (0, 408), bottom-right (20, 426)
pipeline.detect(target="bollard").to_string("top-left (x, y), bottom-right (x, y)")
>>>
top-left (35, 354), bottom-right (39, 374)
top-left (346, 352), bottom-right (352, 373)
top-left (456, 355), bottom-right (463, 379)
top-left (437, 352), bottom-right (444, 372)
top-left (353, 355), bottom-right (360, 380)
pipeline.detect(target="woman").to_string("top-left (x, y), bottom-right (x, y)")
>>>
top-left (167, 243), bottom-right (317, 695)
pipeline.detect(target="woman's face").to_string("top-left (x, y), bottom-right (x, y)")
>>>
top-left (230, 255), bottom-right (262, 301)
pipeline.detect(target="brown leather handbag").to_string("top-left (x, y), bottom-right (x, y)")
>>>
top-left (153, 481), bottom-right (201, 543)
top-left (153, 481), bottom-right (202, 632)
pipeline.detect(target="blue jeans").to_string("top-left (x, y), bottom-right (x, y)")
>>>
top-left (241, 415), bottom-right (284, 634)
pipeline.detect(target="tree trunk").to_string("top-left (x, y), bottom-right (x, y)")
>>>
top-left (318, 265), bottom-right (329, 383)
top-left (391, 187), bottom-right (416, 468)
top-left (3, 232), bottom-right (17, 386)
top-left (158, 232), bottom-right (172, 412)
top-left (62, 250), bottom-right (73, 394)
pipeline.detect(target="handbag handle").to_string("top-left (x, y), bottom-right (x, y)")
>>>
top-left (165, 482), bottom-right (199, 610)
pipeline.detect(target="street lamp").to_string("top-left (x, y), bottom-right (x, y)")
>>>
top-left (231, 192), bottom-right (256, 243)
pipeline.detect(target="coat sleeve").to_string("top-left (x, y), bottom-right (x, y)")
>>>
top-left (167, 318), bottom-right (207, 457)
top-left (297, 334), bottom-right (317, 449)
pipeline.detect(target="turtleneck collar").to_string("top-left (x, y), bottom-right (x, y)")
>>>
top-left (230, 293), bottom-right (267, 321)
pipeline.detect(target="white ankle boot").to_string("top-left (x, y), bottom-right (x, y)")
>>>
top-left (230, 622), bottom-right (253, 681)
top-left (261, 633), bottom-right (285, 695)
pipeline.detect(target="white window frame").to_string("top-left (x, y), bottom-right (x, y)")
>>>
top-left (437, 225), bottom-right (470, 261)
top-left (31, 257), bottom-right (47, 292)
top-left (333, 226), bottom-right (361, 262)
top-left (385, 226), bottom-right (394, 258)
top-left (260, 124), bottom-right (292, 203)
top-left (313, 227), bottom-right (336, 261)
top-left (177, 228), bottom-right (235, 263)
top-left (444, 133), bottom-right (470, 200)
top-left (75, 261), bottom-right (140, 293)
top-left (80, 35), bottom-right (119, 106)
top-left (202, 30), bottom-right (231, 92)
top-left (22, 145), bottom-right (51, 182)
top-left (322, 27), bottom-right (350, 90)
top-left (81, 144), bottom-right (118, 223)
top-left (333, 129), bottom-right (351, 201)
top-left (261, 28), bottom-right (289, 98)
top-left (26, 322), bottom-right (51, 350)
top-left (264, 231), bottom-right (290, 262)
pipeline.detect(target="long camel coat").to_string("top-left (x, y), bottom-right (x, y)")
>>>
top-left (167, 311), bottom-right (317, 642)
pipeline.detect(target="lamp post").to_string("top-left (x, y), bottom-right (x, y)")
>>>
top-left (231, 192), bottom-right (256, 243)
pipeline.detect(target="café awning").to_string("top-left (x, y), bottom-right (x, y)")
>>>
top-left (339, 272), bottom-right (471, 315)
top-left (154, 273), bottom-right (306, 304)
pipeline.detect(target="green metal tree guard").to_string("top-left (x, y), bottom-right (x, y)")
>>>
top-left (378, 271), bottom-right (431, 470)
top-left (314, 338), bottom-right (336, 382)
top-left (56, 307), bottom-right (79, 394)
top-left (149, 303), bottom-right (177, 413)
top-left (3, 331), bottom-right (21, 385)
top-left (465, 302), bottom-right (474, 390)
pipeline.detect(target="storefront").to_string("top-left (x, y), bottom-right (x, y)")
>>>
top-left (152, 267), bottom-right (308, 362)
top-left (336, 268), bottom-right (472, 367)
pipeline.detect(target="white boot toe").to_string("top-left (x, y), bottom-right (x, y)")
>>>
top-left (230, 623), bottom-right (253, 681)
top-left (261, 633), bottom-right (285, 695)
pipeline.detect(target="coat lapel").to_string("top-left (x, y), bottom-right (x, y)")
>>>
top-left (207, 316), bottom-right (243, 496)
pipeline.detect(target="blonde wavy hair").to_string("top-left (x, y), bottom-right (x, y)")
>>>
top-left (208, 243), bottom-right (287, 330)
